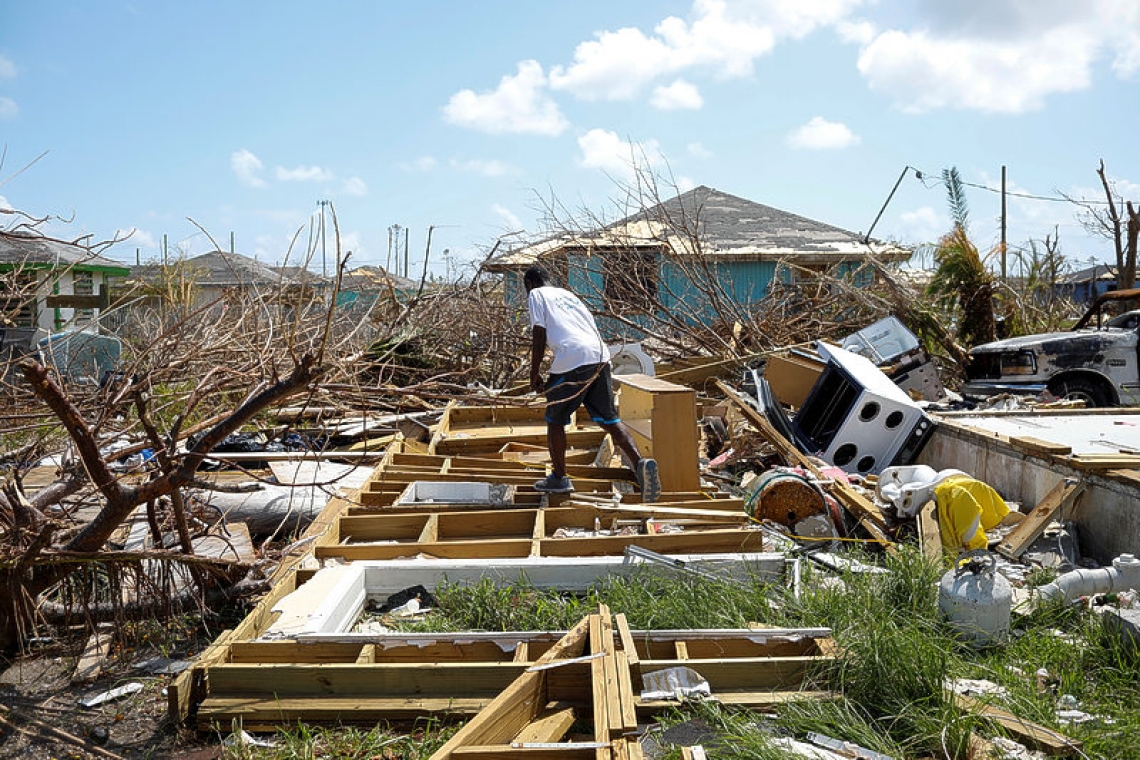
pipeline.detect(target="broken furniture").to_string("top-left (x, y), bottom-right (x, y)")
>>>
top-left (615, 373), bottom-right (701, 494)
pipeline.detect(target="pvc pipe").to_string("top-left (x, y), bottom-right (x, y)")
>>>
top-left (1037, 554), bottom-right (1140, 603)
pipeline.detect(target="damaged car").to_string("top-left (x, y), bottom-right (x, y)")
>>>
top-left (962, 287), bottom-right (1140, 407)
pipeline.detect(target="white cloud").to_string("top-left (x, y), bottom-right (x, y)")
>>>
top-left (651, 79), bottom-right (703, 110)
top-left (857, 1), bottom-right (1140, 113)
top-left (0, 55), bottom-right (15, 78)
top-left (577, 129), bottom-right (663, 181)
top-left (687, 141), bottom-right (712, 158)
top-left (231, 149), bottom-right (267, 188)
top-left (0, 97), bottom-right (18, 120)
top-left (444, 60), bottom-right (569, 135)
top-left (453, 158), bottom-right (518, 177)
top-left (0, 195), bottom-right (13, 211)
top-left (548, 0), bottom-right (860, 101)
top-left (836, 19), bottom-right (876, 45)
top-left (275, 165), bottom-right (334, 182)
top-left (787, 116), bottom-right (859, 149)
top-left (117, 228), bottom-right (157, 250)
top-left (493, 203), bottom-right (523, 232)
top-left (342, 177), bottom-right (368, 196)
top-left (412, 156), bottom-right (437, 171)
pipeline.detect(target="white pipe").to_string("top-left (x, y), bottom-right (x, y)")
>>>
top-left (1038, 554), bottom-right (1140, 603)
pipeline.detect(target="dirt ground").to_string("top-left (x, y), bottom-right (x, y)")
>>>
top-left (0, 623), bottom-right (230, 759)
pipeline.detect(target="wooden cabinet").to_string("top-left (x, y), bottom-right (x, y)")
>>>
top-left (615, 373), bottom-right (700, 494)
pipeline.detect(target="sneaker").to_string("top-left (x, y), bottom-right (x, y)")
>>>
top-left (534, 474), bottom-right (574, 494)
top-left (635, 458), bottom-right (660, 503)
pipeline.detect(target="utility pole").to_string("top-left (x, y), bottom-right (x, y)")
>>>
top-left (388, 224), bottom-right (403, 276)
top-left (863, 166), bottom-right (916, 245)
top-left (317, 200), bottom-right (330, 277)
top-left (1000, 165), bottom-right (1007, 280)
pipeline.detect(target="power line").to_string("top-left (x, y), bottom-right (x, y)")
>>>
top-left (912, 166), bottom-right (1112, 205)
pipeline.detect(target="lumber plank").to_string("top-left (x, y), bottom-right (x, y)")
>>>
top-left (170, 628), bottom-right (233, 724)
top-left (1008, 436), bottom-right (1072, 456)
top-left (206, 662), bottom-right (539, 696)
top-left (950, 692), bottom-right (1082, 755)
top-left (72, 625), bottom-right (114, 683)
top-left (917, 500), bottom-right (943, 562)
top-left (512, 702), bottom-right (578, 744)
top-left (996, 480), bottom-right (1084, 560)
top-left (614, 651), bottom-right (638, 734)
top-left (418, 514), bottom-right (440, 543)
top-left (636, 690), bottom-right (833, 712)
top-left (614, 613), bottom-right (640, 676)
top-left (197, 695), bottom-right (491, 729)
top-left (638, 657), bottom-right (817, 690)
top-left (451, 746), bottom-right (602, 759)
top-left (589, 615), bottom-right (611, 747)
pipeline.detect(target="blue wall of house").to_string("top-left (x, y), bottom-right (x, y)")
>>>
top-left (511, 255), bottom-right (875, 341)
top-left (658, 259), bottom-right (776, 319)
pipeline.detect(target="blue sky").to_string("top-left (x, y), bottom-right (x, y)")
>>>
top-left (2, 1), bottom-right (1138, 279)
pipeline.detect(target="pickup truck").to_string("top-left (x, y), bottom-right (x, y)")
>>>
top-left (962, 287), bottom-right (1140, 407)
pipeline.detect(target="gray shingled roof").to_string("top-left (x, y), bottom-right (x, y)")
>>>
top-left (483, 185), bottom-right (908, 271)
top-left (130, 251), bottom-right (300, 287)
top-left (615, 185), bottom-right (883, 253)
top-left (0, 232), bottom-right (130, 271)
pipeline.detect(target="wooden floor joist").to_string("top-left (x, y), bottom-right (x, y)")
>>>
top-left (194, 620), bottom-right (835, 733)
top-left (182, 377), bottom-right (845, 735)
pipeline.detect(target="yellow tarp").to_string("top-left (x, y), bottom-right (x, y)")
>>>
top-left (934, 474), bottom-right (1010, 551)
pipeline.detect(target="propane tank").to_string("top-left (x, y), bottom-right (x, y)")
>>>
top-left (938, 550), bottom-right (1012, 648)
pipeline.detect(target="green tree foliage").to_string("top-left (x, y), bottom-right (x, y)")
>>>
top-left (927, 168), bottom-right (996, 347)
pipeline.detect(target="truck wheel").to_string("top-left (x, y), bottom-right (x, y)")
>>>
top-left (1049, 377), bottom-right (1111, 407)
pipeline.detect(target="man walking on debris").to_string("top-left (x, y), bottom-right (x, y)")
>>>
top-left (524, 265), bottom-right (660, 501)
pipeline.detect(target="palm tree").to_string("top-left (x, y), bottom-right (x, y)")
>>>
top-left (927, 168), bottom-right (996, 347)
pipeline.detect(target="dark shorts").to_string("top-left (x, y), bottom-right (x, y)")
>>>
top-left (544, 363), bottom-right (620, 426)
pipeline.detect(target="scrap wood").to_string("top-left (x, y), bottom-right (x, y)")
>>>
top-left (949, 692), bottom-right (1083, 756)
top-left (72, 623), bottom-right (114, 683)
top-left (916, 500), bottom-right (942, 562)
top-left (996, 479), bottom-right (1084, 560)
top-left (714, 380), bottom-right (894, 551)
top-left (427, 614), bottom-right (594, 760)
top-left (1064, 453), bottom-right (1140, 471)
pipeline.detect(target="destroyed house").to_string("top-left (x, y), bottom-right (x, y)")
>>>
top-left (128, 250), bottom-right (324, 309)
top-left (336, 265), bottom-right (417, 310)
top-left (0, 231), bottom-right (130, 338)
top-left (484, 185), bottom-right (911, 337)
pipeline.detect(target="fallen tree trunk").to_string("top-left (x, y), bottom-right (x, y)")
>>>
top-left (190, 483), bottom-right (334, 537)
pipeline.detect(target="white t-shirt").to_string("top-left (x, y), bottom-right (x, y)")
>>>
top-left (528, 286), bottom-right (610, 374)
